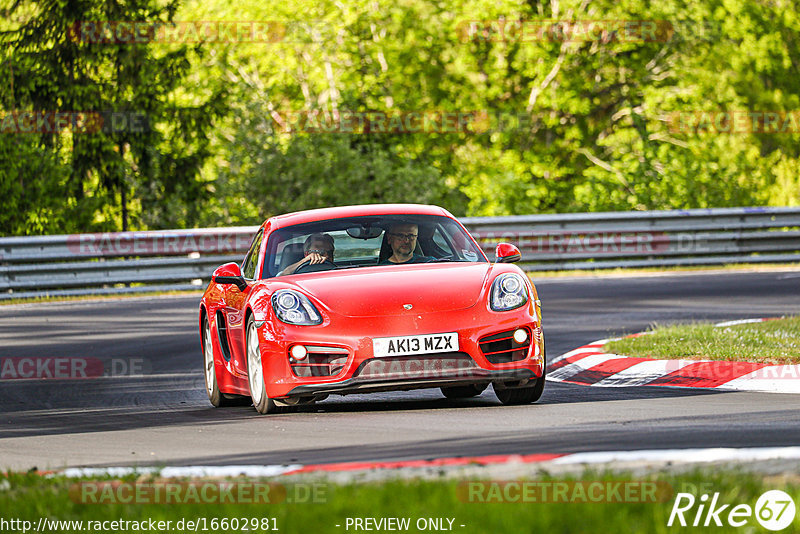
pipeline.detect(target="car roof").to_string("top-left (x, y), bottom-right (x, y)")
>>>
top-left (266, 204), bottom-right (453, 230)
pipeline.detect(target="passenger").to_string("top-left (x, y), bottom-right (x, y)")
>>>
top-left (279, 233), bottom-right (335, 275)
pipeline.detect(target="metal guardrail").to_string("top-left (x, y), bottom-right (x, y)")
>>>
top-left (0, 228), bottom-right (256, 300)
top-left (1, 207), bottom-right (799, 300)
top-left (463, 206), bottom-right (800, 270)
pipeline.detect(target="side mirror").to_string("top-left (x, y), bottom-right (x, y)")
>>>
top-left (212, 262), bottom-right (247, 291)
top-left (495, 243), bottom-right (522, 263)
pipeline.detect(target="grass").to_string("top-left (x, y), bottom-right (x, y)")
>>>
top-left (604, 316), bottom-right (800, 365)
top-left (0, 469), bottom-right (797, 533)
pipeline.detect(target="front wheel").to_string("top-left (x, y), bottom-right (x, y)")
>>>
top-left (202, 315), bottom-right (239, 407)
top-left (245, 317), bottom-right (284, 414)
top-left (494, 364), bottom-right (546, 405)
top-left (494, 378), bottom-right (545, 405)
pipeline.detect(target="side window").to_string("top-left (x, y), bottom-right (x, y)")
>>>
top-left (432, 227), bottom-right (452, 253)
top-left (433, 221), bottom-right (482, 261)
top-left (241, 230), bottom-right (264, 279)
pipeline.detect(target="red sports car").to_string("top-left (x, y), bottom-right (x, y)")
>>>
top-left (199, 204), bottom-right (545, 414)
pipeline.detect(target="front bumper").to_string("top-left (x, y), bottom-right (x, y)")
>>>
top-left (258, 301), bottom-right (544, 399)
top-left (285, 366), bottom-right (538, 397)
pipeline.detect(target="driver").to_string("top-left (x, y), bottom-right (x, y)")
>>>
top-left (278, 233), bottom-right (335, 275)
top-left (380, 223), bottom-right (432, 264)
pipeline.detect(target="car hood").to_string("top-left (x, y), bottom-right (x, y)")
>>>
top-left (292, 263), bottom-right (492, 317)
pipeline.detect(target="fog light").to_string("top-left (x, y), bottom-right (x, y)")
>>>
top-left (513, 328), bottom-right (528, 344)
top-left (290, 345), bottom-right (308, 360)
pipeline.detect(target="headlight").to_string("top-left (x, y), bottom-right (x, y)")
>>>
top-left (271, 290), bottom-right (322, 325)
top-left (490, 273), bottom-right (529, 311)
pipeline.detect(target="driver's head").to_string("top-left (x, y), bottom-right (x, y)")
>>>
top-left (386, 223), bottom-right (418, 256)
top-left (303, 233), bottom-right (335, 260)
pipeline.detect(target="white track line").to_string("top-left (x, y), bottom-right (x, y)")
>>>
top-left (547, 354), bottom-right (621, 382)
top-left (720, 365), bottom-right (800, 394)
top-left (552, 446), bottom-right (800, 465)
top-left (54, 447), bottom-right (800, 478)
top-left (714, 318), bottom-right (768, 327)
top-left (60, 465), bottom-right (302, 478)
top-left (591, 359), bottom-right (696, 387)
top-left (549, 340), bottom-right (614, 364)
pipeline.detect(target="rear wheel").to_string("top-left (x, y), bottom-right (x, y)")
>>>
top-left (440, 384), bottom-right (487, 399)
top-left (245, 316), bottom-right (284, 414)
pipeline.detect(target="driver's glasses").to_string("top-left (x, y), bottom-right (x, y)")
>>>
top-left (388, 232), bottom-right (417, 241)
top-left (308, 248), bottom-right (333, 258)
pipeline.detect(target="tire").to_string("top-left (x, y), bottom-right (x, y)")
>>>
top-left (245, 316), bottom-right (284, 414)
top-left (440, 383), bottom-right (487, 399)
top-left (494, 365), bottom-right (546, 406)
top-left (202, 315), bottom-right (239, 407)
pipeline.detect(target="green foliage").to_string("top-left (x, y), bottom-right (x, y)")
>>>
top-left (0, 135), bottom-right (69, 235)
top-left (194, 0), bottom-right (800, 222)
top-left (2, 0), bottom-right (799, 234)
top-left (450, 0), bottom-right (800, 214)
top-left (206, 95), bottom-right (463, 221)
top-left (1, 0), bottom-right (226, 233)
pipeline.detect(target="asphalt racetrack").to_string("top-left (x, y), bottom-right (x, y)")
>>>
top-left (1, 270), bottom-right (799, 471)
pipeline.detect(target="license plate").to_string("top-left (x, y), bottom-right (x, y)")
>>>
top-left (372, 332), bottom-right (459, 358)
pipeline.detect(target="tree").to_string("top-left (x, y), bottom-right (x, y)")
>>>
top-left (1, 0), bottom-right (227, 234)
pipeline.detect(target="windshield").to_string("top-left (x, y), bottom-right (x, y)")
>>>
top-left (262, 214), bottom-right (487, 278)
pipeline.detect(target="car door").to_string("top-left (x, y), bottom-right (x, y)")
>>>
top-left (225, 229), bottom-right (263, 375)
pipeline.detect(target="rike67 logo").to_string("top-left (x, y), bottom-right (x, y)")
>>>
top-left (668, 490), bottom-right (796, 531)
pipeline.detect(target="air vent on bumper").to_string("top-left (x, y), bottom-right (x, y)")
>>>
top-left (479, 328), bottom-right (531, 364)
top-left (289, 345), bottom-right (349, 377)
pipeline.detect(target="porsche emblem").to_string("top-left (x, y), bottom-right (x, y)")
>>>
top-left (403, 304), bottom-right (413, 310)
